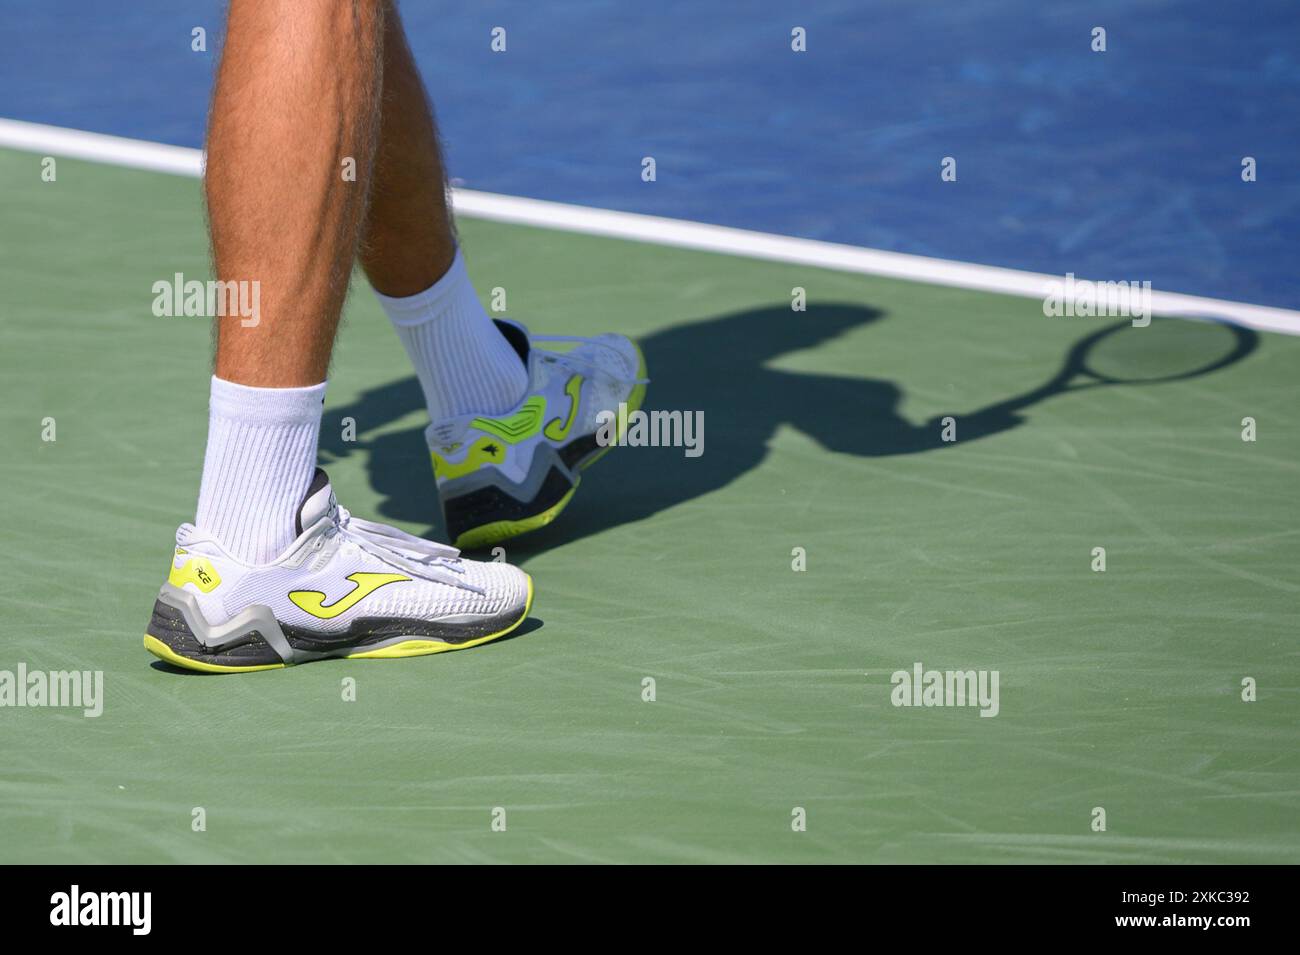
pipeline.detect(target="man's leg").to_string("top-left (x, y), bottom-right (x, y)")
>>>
top-left (355, 3), bottom-right (644, 549)
top-left (145, 0), bottom-right (533, 674)
top-left (358, 1), bottom-right (453, 297)
top-left (362, 1), bottom-right (529, 422)
top-left (196, 0), bottom-right (385, 563)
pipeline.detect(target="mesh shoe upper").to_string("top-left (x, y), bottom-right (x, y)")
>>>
top-left (168, 473), bottom-right (530, 634)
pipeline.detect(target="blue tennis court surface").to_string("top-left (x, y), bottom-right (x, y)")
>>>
top-left (2, 0), bottom-right (1296, 307)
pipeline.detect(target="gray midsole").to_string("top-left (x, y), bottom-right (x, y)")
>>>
top-left (156, 584), bottom-right (298, 662)
top-left (154, 584), bottom-right (521, 665)
top-left (438, 440), bottom-right (576, 499)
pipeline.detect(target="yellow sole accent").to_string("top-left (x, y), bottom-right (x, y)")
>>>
top-left (143, 575), bottom-right (534, 672)
top-left (143, 634), bottom-right (286, 674)
top-left (345, 573), bottom-right (534, 658)
top-left (453, 489), bottom-right (576, 549)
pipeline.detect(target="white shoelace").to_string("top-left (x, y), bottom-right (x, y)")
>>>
top-left (334, 507), bottom-right (483, 593)
top-left (531, 334), bottom-right (649, 387)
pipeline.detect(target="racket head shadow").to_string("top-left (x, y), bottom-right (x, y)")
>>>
top-left (1067, 316), bottom-right (1258, 386)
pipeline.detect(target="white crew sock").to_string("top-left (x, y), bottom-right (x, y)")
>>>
top-left (194, 376), bottom-right (326, 565)
top-left (375, 249), bottom-right (529, 423)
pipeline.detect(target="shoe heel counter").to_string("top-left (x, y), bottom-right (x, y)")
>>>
top-left (167, 549), bottom-right (223, 593)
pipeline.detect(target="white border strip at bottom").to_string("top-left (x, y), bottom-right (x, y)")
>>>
top-left (3, 117), bottom-right (1297, 336)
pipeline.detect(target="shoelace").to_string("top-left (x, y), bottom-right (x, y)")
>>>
top-left (334, 506), bottom-right (483, 593)
top-left (531, 334), bottom-right (649, 387)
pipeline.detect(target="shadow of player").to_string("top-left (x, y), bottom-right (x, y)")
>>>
top-left (319, 302), bottom-right (1256, 553)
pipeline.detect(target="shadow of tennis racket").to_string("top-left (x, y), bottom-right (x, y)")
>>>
top-left (945, 315), bottom-right (1259, 446)
top-left (997, 316), bottom-right (1258, 413)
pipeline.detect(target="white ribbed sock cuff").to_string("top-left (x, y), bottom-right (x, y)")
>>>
top-left (373, 249), bottom-right (473, 327)
top-left (194, 376), bottom-right (326, 565)
top-left (207, 375), bottom-right (329, 424)
top-left (375, 249), bottom-right (529, 421)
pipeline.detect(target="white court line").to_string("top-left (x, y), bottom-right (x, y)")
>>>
top-left (3, 116), bottom-right (1298, 336)
top-left (0, 118), bottom-right (204, 177)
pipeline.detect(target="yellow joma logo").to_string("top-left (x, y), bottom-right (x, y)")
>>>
top-left (288, 572), bottom-right (409, 619)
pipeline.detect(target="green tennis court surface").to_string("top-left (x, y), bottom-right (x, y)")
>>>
top-left (2, 150), bottom-right (1297, 864)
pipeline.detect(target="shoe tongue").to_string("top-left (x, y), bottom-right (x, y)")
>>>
top-left (295, 468), bottom-right (336, 535)
top-left (493, 319), bottom-right (531, 365)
